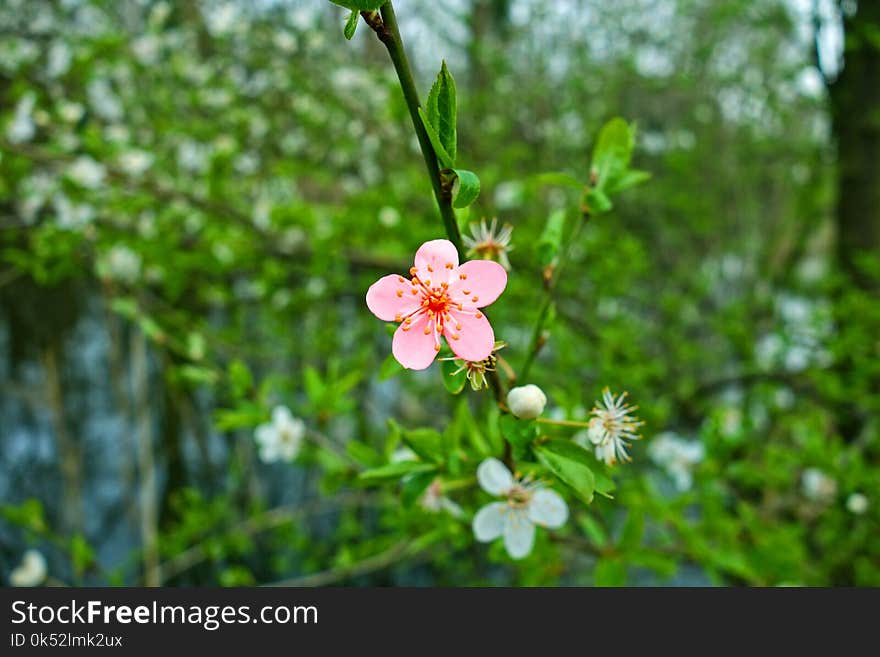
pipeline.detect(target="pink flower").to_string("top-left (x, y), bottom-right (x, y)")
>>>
top-left (366, 239), bottom-right (507, 370)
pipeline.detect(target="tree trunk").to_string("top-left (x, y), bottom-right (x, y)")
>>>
top-left (831, 1), bottom-right (880, 290)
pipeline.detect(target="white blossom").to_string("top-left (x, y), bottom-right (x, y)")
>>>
top-left (801, 468), bottom-right (837, 503)
top-left (378, 206), bottom-right (400, 227)
top-left (506, 384), bottom-right (547, 420)
top-left (117, 150), bottom-right (154, 176)
top-left (66, 156), bottom-right (106, 189)
top-left (206, 3), bottom-right (239, 35)
top-left (463, 218), bottom-right (514, 270)
top-left (100, 245), bottom-right (142, 284)
top-left (587, 387), bottom-right (643, 466)
top-left (87, 78), bottom-right (123, 122)
top-left (53, 194), bottom-right (95, 229)
top-left (9, 550), bottom-right (47, 587)
top-left (254, 406), bottom-right (305, 464)
top-left (648, 432), bottom-right (704, 491)
top-left (472, 458), bottom-right (568, 559)
top-left (131, 35), bottom-right (161, 65)
top-left (7, 92), bottom-right (36, 143)
top-left (420, 479), bottom-right (464, 517)
top-left (47, 40), bottom-right (72, 77)
top-left (58, 101), bottom-right (85, 124)
top-left (177, 140), bottom-right (209, 172)
top-left (846, 492), bottom-right (868, 515)
top-left (273, 31), bottom-right (298, 53)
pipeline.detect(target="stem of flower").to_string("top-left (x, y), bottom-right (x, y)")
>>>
top-left (519, 211), bottom-right (591, 381)
top-left (365, 3), bottom-right (506, 408)
top-left (536, 417), bottom-right (590, 429)
top-left (364, 3), bottom-right (464, 255)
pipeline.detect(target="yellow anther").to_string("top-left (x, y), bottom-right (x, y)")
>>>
top-left (411, 288), bottom-right (418, 295)
top-left (405, 317), bottom-right (413, 325)
top-left (452, 334), bottom-right (460, 340)
top-left (457, 303), bottom-right (463, 310)
top-left (472, 295), bottom-right (479, 302)
top-left (462, 289), bottom-right (470, 295)
top-left (396, 289), bottom-right (403, 297)
top-left (441, 282), bottom-right (448, 289)
top-left (433, 344), bottom-right (441, 352)
top-left (424, 279), bottom-right (431, 286)
top-left (427, 265), bottom-right (434, 272)
top-left (395, 313), bottom-right (402, 322)
top-left (459, 273), bottom-right (467, 280)
top-left (445, 262), bottom-right (454, 269)
top-left (456, 322), bottom-right (462, 330)
top-left (398, 276), bottom-right (405, 283)
top-left (410, 267), bottom-right (418, 275)
top-left (475, 311), bottom-right (483, 319)
top-left (424, 327), bottom-right (431, 335)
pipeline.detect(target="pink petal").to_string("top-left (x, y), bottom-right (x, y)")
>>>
top-left (445, 310), bottom-right (495, 362)
top-left (448, 260), bottom-right (507, 308)
top-left (392, 312), bottom-right (440, 370)
top-left (366, 274), bottom-right (421, 321)
top-left (414, 239), bottom-right (459, 280)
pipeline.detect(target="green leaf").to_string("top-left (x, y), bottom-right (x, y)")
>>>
top-left (441, 358), bottom-right (466, 394)
top-left (578, 515), bottom-right (608, 548)
top-left (451, 169), bottom-right (480, 208)
top-left (227, 359), bottom-right (253, 398)
top-left (359, 461), bottom-right (437, 483)
top-left (611, 169), bottom-right (651, 193)
top-left (533, 171), bottom-right (584, 189)
top-left (583, 187), bottom-right (613, 215)
top-left (537, 209), bottom-right (567, 267)
top-left (593, 468), bottom-right (616, 498)
top-left (590, 117), bottom-right (635, 191)
top-left (1, 498), bottom-right (46, 533)
top-left (175, 364), bottom-right (219, 386)
top-left (403, 427), bottom-right (446, 463)
top-left (213, 402), bottom-right (264, 431)
top-left (303, 366), bottom-right (324, 404)
top-left (619, 508), bottom-right (645, 550)
top-left (378, 353), bottom-right (405, 381)
top-left (345, 440), bottom-right (383, 467)
top-left (534, 440), bottom-right (596, 504)
top-left (328, 1), bottom-right (386, 11)
top-left (401, 472), bottom-right (436, 507)
top-left (594, 557), bottom-right (627, 586)
top-left (343, 9), bottom-right (359, 39)
top-left (499, 414), bottom-right (538, 451)
top-left (424, 61), bottom-right (457, 163)
top-left (70, 534), bottom-right (96, 578)
top-left (418, 108), bottom-right (455, 169)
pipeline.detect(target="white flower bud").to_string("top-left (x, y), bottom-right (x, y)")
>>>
top-left (506, 384), bottom-right (547, 419)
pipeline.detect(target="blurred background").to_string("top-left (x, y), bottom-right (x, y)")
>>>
top-left (0, 0), bottom-right (877, 586)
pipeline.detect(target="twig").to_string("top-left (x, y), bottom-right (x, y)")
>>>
top-left (157, 492), bottom-right (372, 583)
top-left (537, 417), bottom-right (590, 429)
top-left (363, 4), bottom-right (464, 254)
top-left (520, 211), bottom-right (591, 381)
top-left (265, 538), bottom-right (432, 587)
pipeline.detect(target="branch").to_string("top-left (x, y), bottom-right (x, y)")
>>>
top-left (157, 492), bottom-right (372, 583)
top-left (363, 3), bottom-right (464, 254)
top-left (265, 537), bottom-right (433, 587)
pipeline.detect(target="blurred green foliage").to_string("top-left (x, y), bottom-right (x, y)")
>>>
top-left (0, 0), bottom-right (877, 586)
